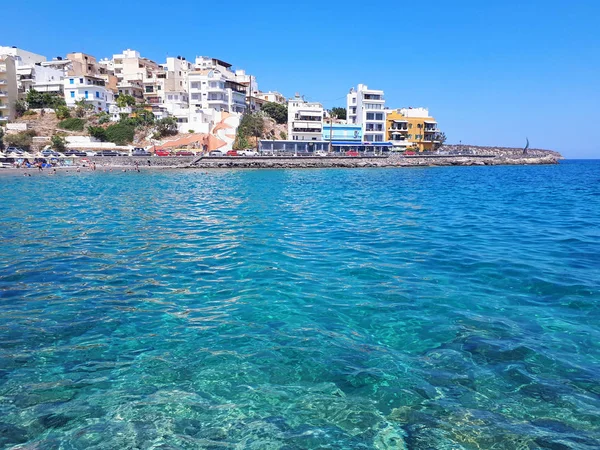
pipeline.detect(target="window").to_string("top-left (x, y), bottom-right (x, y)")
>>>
top-left (417, 123), bottom-right (422, 128)
top-left (96, 91), bottom-right (100, 98)
top-left (84, 91), bottom-right (89, 98)
top-left (70, 91), bottom-right (75, 98)
top-left (416, 134), bottom-right (422, 139)
top-left (145, 86), bottom-right (154, 93)
top-left (69, 79), bottom-right (74, 84)
top-left (366, 112), bottom-right (374, 120)
top-left (409, 123), bottom-right (413, 129)
top-left (191, 82), bottom-right (199, 89)
top-left (79, 78), bottom-right (83, 84)
top-left (375, 113), bottom-right (383, 121)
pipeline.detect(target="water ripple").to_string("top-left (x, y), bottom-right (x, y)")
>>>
top-left (0, 161), bottom-right (599, 448)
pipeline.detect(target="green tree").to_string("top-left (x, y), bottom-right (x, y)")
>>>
top-left (25, 89), bottom-right (64, 109)
top-left (234, 112), bottom-right (265, 149)
top-left (330, 107), bottom-right (346, 120)
top-left (105, 123), bottom-right (135, 145)
top-left (0, 128), bottom-right (4, 150)
top-left (155, 117), bottom-right (178, 137)
top-left (15, 100), bottom-right (28, 118)
top-left (133, 109), bottom-right (155, 126)
top-left (116, 94), bottom-right (136, 108)
top-left (279, 131), bottom-right (287, 140)
top-left (261, 102), bottom-right (288, 124)
top-left (55, 105), bottom-right (71, 120)
top-left (88, 126), bottom-right (107, 142)
top-left (51, 134), bottom-right (67, 152)
top-left (434, 132), bottom-right (447, 151)
top-left (4, 131), bottom-right (36, 150)
top-left (74, 99), bottom-right (93, 118)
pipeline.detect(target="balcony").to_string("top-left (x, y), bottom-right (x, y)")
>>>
top-left (389, 126), bottom-right (408, 131)
top-left (0, 91), bottom-right (7, 97)
top-left (0, 104), bottom-right (8, 109)
top-left (0, 79), bottom-right (7, 85)
top-left (424, 127), bottom-right (438, 133)
top-left (363, 94), bottom-right (384, 101)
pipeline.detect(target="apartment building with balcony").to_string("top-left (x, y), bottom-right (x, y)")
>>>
top-left (64, 75), bottom-right (113, 112)
top-left (346, 84), bottom-right (387, 143)
top-left (287, 95), bottom-right (324, 141)
top-left (188, 69), bottom-right (246, 113)
top-left (386, 107), bottom-right (441, 151)
top-left (0, 56), bottom-right (18, 121)
top-left (143, 56), bottom-right (192, 107)
top-left (110, 49), bottom-right (160, 102)
top-left (17, 64), bottom-right (65, 97)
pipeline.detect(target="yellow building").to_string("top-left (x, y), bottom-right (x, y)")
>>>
top-left (386, 107), bottom-right (441, 152)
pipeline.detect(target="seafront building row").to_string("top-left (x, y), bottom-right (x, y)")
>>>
top-left (0, 45), bottom-right (442, 152)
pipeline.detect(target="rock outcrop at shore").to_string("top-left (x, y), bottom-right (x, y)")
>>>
top-left (86, 145), bottom-right (562, 169)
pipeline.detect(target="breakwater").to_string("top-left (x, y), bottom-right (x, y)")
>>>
top-left (87, 152), bottom-right (560, 169)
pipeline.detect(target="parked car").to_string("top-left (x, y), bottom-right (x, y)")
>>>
top-left (239, 149), bottom-right (259, 157)
top-left (63, 151), bottom-right (88, 157)
top-left (42, 149), bottom-right (60, 157)
top-left (209, 150), bottom-right (224, 156)
top-left (314, 150), bottom-right (327, 157)
top-left (85, 151), bottom-right (97, 157)
top-left (155, 150), bottom-right (170, 157)
top-left (346, 151), bottom-right (359, 157)
top-left (175, 150), bottom-right (195, 156)
top-left (97, 150), bottom-right (119, 156)
top-left (132, 148), bottom-right (151, 156)
top-left (226, 150), bottom-right (239, 156)
top-left (404, 150), bottom-right (416, 156)
top-left (6, 146), bottom-right (24, 155)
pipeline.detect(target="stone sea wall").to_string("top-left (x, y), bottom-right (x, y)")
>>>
top-left (87, 153), bottom-right (560, 169)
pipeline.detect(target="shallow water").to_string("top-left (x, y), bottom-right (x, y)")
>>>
top-left (0, 161), bottom-right (599, 449)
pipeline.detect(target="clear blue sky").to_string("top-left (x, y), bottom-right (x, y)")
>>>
top-left (4, 0), bottom-right (599, 157)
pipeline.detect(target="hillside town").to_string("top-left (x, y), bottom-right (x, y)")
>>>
top-left (0, 45), bottom-right (446, 156)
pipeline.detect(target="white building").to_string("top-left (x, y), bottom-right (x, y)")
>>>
top-left (64, 75), bottom-right (113, 112)
top-left (111, 49), bottom-right (160, 101)
top-left (287, 95), bottom-right (324, 141)
top-left (0, 47), bottom-right (46, 66)
top-left (347, 84), bottom-right (386, 143)
top-left (0, 56), bottom-right (18, 121)
top-left (256, 91), bottom-right (286, 105)
top-left (17, 64), bottom-right (65, 96)
top-left (188, 69), bottom-right (246, 113)
top-left (143, 56), bottom-right (192, 107)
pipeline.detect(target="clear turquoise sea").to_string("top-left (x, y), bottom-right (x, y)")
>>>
top-left (0, 160), bottom-right (599, 449)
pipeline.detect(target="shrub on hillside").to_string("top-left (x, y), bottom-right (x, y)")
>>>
top-left (88, 126), bottom-right (107, 142)
top-left (58, 118), bottom-right (86, 131)
top-left (105, 123), bottom-right (134, 145)
top-left (55, 105), bottom-right (71, 120)
top-left (96, 112), bottom-right (110, 124)
top-left (22, 110), bottom-right (37, 117)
